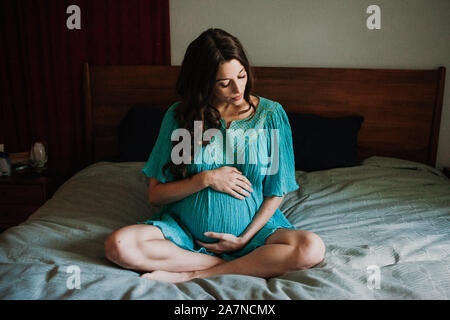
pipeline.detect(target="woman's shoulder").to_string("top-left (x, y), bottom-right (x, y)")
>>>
top-left (160, 102), bottom-right (182, 127)
top-left (256, 95), bottom-right (283, 111)
top-left (256, 96), bottom-right (286, 123)
top-left (168, 101), bottom-right (182, 114)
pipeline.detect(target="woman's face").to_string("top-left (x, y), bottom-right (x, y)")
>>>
top-left (211, 59), bottom-right (248, 106)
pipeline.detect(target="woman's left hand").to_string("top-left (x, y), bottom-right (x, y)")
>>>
top-left (195, 232), bottom-right (247, 254)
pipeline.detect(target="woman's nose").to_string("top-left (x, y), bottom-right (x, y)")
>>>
top-left (231, 81), bottom-right (240, 92)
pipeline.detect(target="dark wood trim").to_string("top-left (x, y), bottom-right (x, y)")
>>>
top-left (83, 62), bottom-right (93, 166)
top-left (428, 66), bottom-right (446, 166)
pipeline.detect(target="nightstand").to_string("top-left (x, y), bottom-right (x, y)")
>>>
top-left (443, 167), bottom-right (450, 179)
top-left (0, 174), bottom-right (57, 232)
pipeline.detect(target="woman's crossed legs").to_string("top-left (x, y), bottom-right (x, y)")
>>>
top-left (104, 224), bottom-right (325, 283)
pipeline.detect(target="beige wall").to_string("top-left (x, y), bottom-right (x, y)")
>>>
top-left (170, 0), bottom-right (450, 169)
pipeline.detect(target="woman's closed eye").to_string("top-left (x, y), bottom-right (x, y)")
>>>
top-left (221, 75), bottom-right (246, 88)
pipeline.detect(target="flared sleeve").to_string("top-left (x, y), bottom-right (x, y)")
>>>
top-left (261, 102), bottom-right (300, 197)
top-left (141, 103), bottom-right (180, 183)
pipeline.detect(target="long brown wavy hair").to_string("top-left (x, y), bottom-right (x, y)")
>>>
top-left (162, 28), bottom-right (257, 181)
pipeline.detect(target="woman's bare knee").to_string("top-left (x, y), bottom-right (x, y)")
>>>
top-left (104, 229), bottom-right (133, 267)
top-left (292, 231), bottom-right (326, 270)
top-left (104, 224), bottom-right (164, 268)
top-left (265, 229), bottom-right (325, 271)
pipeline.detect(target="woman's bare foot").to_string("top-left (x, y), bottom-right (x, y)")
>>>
top-left (140, 270), bottom-right (195, 283)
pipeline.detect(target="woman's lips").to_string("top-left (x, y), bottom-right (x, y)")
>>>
top-left (232, 93), bottom-right (243, 101)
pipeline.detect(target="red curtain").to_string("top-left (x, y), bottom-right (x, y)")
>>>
top-left (0, 0), bottom-right (171, 178)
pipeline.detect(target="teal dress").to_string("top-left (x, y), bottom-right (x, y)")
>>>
top-left (140, 95), bottom-right (299, 261)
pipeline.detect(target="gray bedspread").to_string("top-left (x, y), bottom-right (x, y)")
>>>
top-left (0, 156), bottom-right (449, 299)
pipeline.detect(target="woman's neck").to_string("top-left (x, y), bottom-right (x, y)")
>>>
top-left (213, 95), bottom-right (256, 119)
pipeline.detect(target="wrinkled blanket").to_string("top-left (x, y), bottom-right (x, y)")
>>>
top-left (0, 156), bottom-right (449, 299)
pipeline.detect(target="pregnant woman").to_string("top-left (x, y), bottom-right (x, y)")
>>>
top-left (105, 28), bottom-right (325, 283)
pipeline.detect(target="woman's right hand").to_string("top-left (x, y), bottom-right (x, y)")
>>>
top-left (206, 166), bottom-right (254, 200)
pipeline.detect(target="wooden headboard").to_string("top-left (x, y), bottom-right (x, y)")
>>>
top-left (83, 63), bottom-right (445, 167)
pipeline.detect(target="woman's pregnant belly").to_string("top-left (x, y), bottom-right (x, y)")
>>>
top-left (168, 188), bottom-right (258, 243)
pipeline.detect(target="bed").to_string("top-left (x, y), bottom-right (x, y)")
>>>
top-left (0, 64), bottom-right (448, 300)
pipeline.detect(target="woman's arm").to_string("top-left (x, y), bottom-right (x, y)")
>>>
top-left (239, 195), bottom-right (284, 243)
top-left (149, 166), bottom-right (253, 206)
top-left (148, 171), bottom-right (212, 206)
top-left (195, 195), bottom-right (284, 253)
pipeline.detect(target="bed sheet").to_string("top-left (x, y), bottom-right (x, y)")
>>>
top-left (0, 156), bottom-right (449, 299)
